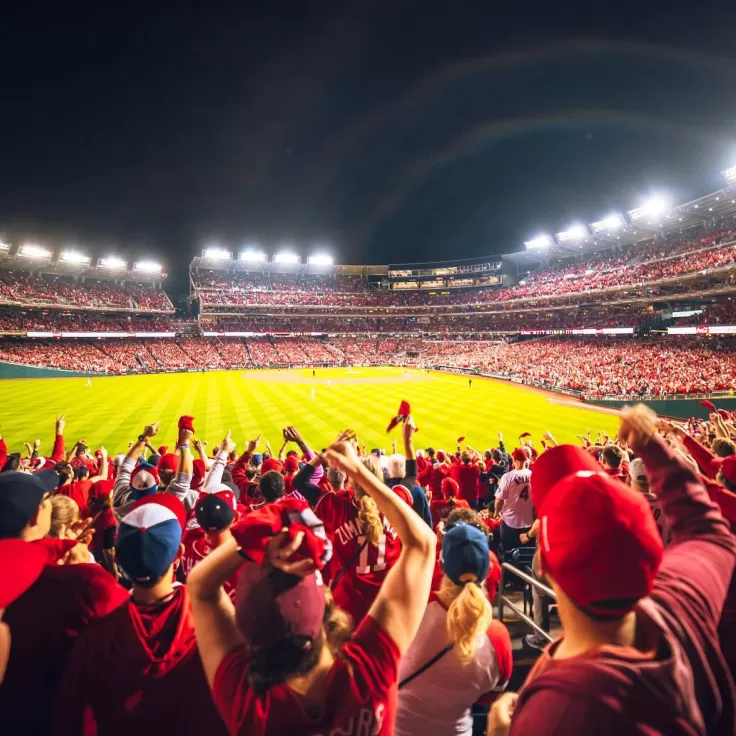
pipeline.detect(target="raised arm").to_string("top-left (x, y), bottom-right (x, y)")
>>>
top-left (326, 431), bottom-right (436, 653)
top-left (402, 417), bottom-right (418, 487)
top-left (50, 414), bottom-right (66, 463)
top-left (89, 447), bottom-right (108, 483)
top-left (621, 405), bottom-right (736, 628)
top-left (284, 426), bottom-right (324, 485)
top-left (292, 454), bottom-right (325, 508)
top-left (112, 422), bottom-right (159, 512)
top-left (167, 425), bottom-right (197, 510)
top-left (202, 432), bottom-right (235, 491)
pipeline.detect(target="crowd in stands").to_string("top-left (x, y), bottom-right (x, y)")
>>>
top-left (0, 395), bottom-right (734, 734)
top-left (194, 271), bottom-right (371, 294)
top-left (0, 310), bottom-right (178, 333)
top-left (0, 271), bottom-right (172, 311)
top-left (196, 223), bottom-right (736, 311)
top-left (3, 334), bottom-right (736, 396)
top-left (673, 299), bottom-right (736, 326)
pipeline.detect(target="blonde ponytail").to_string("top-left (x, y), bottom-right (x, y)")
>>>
top-left (441, 576), bottom-right (492, 664)
top-left (358, 495), bottom-right (383, 546)
top-left (352, 455), bottom-right (384, 546)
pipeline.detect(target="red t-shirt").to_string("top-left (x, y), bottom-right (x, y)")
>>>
top-left (315, 489), bottom-right (401, 625)
top-left (180, 523), bottom-right (238, 601)
top-left (450, 462), bottom-right (481, 503)
top-left (89, 507), bottom-right (117, 551)
top-left (429, 497), bottom-right (471, 530)
top-left (212, 615), bottom-right (400, 735)
top-left (57, 480), bottom-right (93, 518)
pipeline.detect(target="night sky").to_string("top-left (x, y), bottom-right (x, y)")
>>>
top-left (1, 1), bottom-right (736, 290)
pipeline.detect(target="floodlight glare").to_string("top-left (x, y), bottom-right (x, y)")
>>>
top-left (523, 234), bottom-right (552, 249)
top-left (239, 249), bottom-right (266, 262)
top-left (721, 166), bottom-right (736, 185)
top-left (19, 243), bottom-right (51, 259)
top-left (99, 256), bottom-right (127, 270)
top-left (203, 247), bottom-right (232, 260)
top-left (0, 241), bottom-right (9, 251)
top-left (556, 224), bottom-right (587, 243)
top-left (274, 252), bottom-right (300, 264)
top-left (134, 260), bottom-right (162, 273)
top-left (642, 196), bottom-right (670, 217)
top-left (60, 249), bottom-right (90, 265)
top-left (307, 254), bottom-right (334, 266)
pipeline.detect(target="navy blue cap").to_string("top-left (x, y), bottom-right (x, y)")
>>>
top-left (252, 453), bottom-right (263, 466)
top-left (0, 470), bottom-right (59, 538)
top-left (441, 522), bottom-right (489, 586)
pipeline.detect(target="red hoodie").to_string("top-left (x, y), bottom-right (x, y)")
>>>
top-left (53, 585), bottom-right (227, 736)
top-left (1, 562), bottom-right (128, 734)
top-left (510, 436), bottom-right (736, 736)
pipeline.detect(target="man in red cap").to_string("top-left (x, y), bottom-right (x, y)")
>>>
top-left (489, 404), bottom-right (736, 736)
top-left (53, 493), bottom-right (227, 735)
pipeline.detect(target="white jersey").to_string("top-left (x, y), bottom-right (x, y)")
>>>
top-left (495, 468), bottom-right (534, 528)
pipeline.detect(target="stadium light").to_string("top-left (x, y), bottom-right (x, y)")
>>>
top-left (307, 254), bottom-right (334, 266)
top-left (274, 252), bottom-right (300, 264)
top-left (19, 243), bottom-right (52, 260)
top-left (239, 249), bottom-right (266, 262)
top-left (98, 256), bottom-right (127, 270)
top-left (523, 234), bottom-right (553, 249)
top-left (202, 246), bottom-right (232, 261)
top-left (630, 195), bottom-right (671, 222)
top-left (590, 213), bottom-right (625, 234)
top-left (133, 260), bottom-right (162, 274)
top-left (556, 224), bottom-right (587, 243)
top-left (59, 249), bottom-right (91, 265)
top-left (721, 166), bottom-right (736, 186)
top-left (0, 241), bottom-right (9, 252)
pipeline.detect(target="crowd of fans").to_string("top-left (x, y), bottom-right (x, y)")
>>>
top-left (0, 271), bottom-right (172, 311)
top-left (0, 310), bottom-right (179, 333)
top-left (0, 396), bottom-right (734, 735)
top-left (2, 335), bottom-right (736, 396)
top-left (195, 224), bottom-right (736, 311)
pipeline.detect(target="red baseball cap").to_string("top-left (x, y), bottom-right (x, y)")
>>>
top-left (158, 453), bottom-right (179, 474)
top-left (511, 448), bottom-right (528, 464)
top-left (713, 456), bottom-right (736, 486)
top-left (283, 456), bottom-right (299, 474)
top-left (261, 458), bottom-right (283, 475)
top-left (235, 564), bottom-right (326, 649)
top-left (0, 539), bottom-right (46, 608)
top-left (531, 444), bottom-right (601, 510)
top-left (539, 470), bottom-right (663, 617)
top-left (441, 476), bottom-right (459, 498)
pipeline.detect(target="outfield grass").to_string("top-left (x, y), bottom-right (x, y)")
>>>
top-left (0, 367), bottom-right (620, 456)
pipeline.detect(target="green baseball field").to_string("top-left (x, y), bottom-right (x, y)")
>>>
top-left (0, 367), bottom-right (620, 456)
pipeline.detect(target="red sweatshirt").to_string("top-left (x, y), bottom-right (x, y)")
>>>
top-left (510, 435), bottom-right (736, 736)
top-left (53, 586), bottom-right (227, 736)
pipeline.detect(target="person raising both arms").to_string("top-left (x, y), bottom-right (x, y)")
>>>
top-left (187, 432), bottom-right (437, 735)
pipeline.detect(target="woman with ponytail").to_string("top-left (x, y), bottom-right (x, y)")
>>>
top-left (396, 522), bottom-right (513, 736)
top-left (430, 476), bottom-right (471, 529)
top-left (315, 445), bottom-right (405, 625)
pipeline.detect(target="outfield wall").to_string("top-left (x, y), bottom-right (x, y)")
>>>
top-left (586, 397), bottom-right (736, 420)
top-left (0, 362), bottom-right (91, 379)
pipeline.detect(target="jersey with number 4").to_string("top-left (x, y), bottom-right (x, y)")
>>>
top-left (495, 469), bottom-right (534, 529)
top-left (315, 488), bottom-right (401, 624)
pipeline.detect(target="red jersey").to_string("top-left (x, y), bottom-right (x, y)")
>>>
top-left (429, 497), bottom-right (471, 530)
top-left (180, 517), bottom-right (238, 600)
top-left (89, 507), bottom-right (117, 552)
top-left (57, 480), bottom-right (93, 518)
top-left (451, 462), bottom-right (481, 503)
top-left (315, 489), bottom-right (401, 624)
top-left (212, 615), bottom-right (400, 735)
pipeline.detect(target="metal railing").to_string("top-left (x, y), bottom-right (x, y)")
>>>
top-left (496, 561), bottom-right (557, 644)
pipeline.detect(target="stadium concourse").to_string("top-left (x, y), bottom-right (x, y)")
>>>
top-left (1, 189), bottom-right (736, 735)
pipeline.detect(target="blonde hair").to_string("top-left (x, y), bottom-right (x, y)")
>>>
top-left (355, 455), bottom-right (384, 546)
top-left (440, 575), bottom-right (493, 664)
top-left (49, 495), bottom-right (80, 538)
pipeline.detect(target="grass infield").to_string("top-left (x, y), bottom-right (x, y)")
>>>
top-left (0, 367), bottom-right (620, 457)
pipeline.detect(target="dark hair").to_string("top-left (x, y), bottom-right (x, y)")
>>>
top-left (426, 447), bottom-right (436, 457)
top-left (260, 471), bottom-right (285, 502)
top-left (601, 445), bottom-right (625, 469)
top-left (492, 449), bottom-right (504, 463)
top-left (247, 594), bottom-right (351, 696)
top-left (484, 450), bottom-right (492, 460)
top-left (222, 467), bottom-right (234, 484)
top-left (446, 508), bottom-right (488, 536)
top-left (2, 453), bottom-right (22, 472)
top-left (131, 571), bottom-right (169, 590)
top-left (74, 466), bottom-right (89, 480)
top-left (712, 438), bottom-right (736, 458)
top-left (53, 461), bottom-right (74, 485)
top-left (245, 467), bottom-right (256, 481)
top-left (75, 444), bottom-right (87, 456)
top-left (578, 598), bottom-right (637, 622)
top-left (159, 468), bottom-right (175, 487)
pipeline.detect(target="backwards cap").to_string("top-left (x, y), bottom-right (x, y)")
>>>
top-left (129, 461), bottom-right (160, 500)
top-left (115, 494), bottom-right (185, 583)
top-left (441, 523), bottom-right (490, 586)
top-left (531, 444), bottom-right (601, 510)
top-left (157, 453), bottom-right (180, 474)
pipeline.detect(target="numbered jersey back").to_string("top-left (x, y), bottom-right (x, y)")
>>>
top-left (316, 488), bottom-right (401, 588)
top-left (496, 468), bottom-right (535, 528)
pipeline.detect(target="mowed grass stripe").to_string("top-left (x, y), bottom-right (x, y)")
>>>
top-left (0, 368), bottom-right (620, 456)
